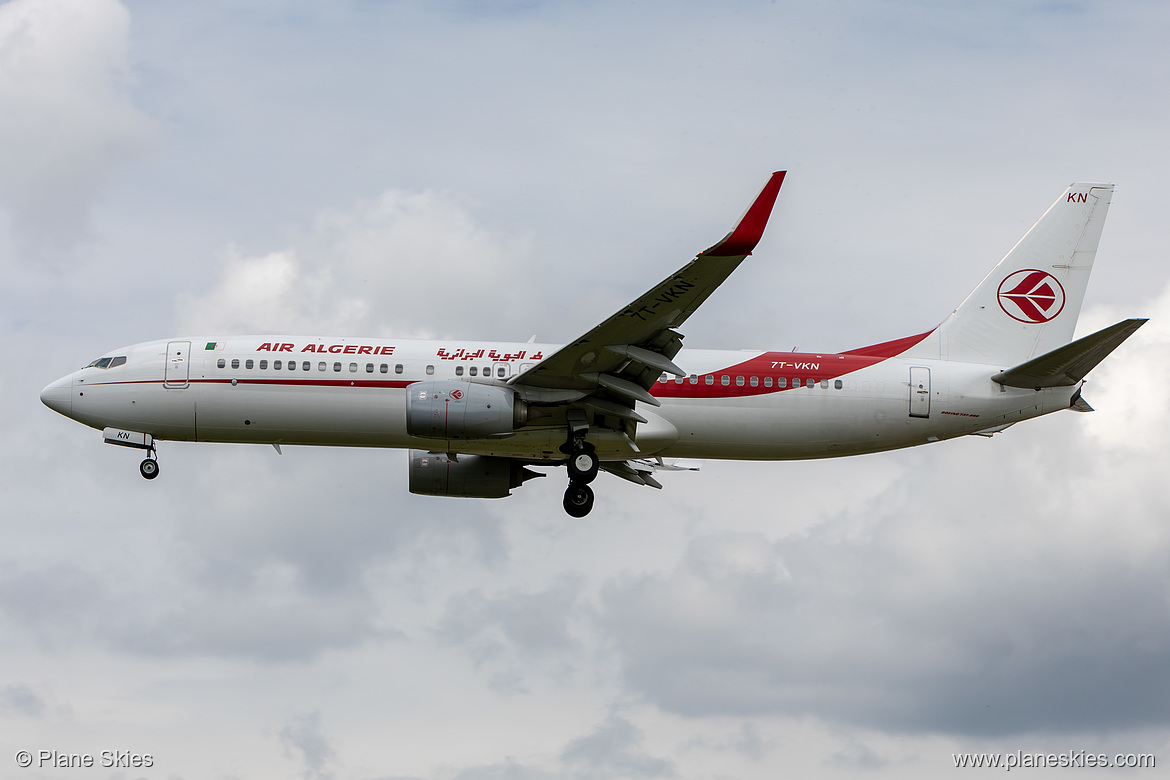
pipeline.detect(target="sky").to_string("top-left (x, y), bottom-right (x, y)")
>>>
top-left (2, 0), bottom-right (1170, 777)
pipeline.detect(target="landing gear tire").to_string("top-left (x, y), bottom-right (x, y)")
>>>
top-left (566, 448), bottom-right (600, 484)
top-left (139, 458), bottom-right (159, 480)
top-left (563, 482), bottom-right (595, 518)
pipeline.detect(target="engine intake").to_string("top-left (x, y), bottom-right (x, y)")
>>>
top-left (406, 380), bottom-right (529, 440)
top-left (409, 450), bottom-right (542, 498)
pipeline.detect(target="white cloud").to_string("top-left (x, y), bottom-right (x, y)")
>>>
top-left (0, 0), bottom-right (150, 256)
top-left (177, 189), bottom-right (537, 340)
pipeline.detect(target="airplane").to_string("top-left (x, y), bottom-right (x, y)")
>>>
top-left (41, 173), bottom-right (1146, 517)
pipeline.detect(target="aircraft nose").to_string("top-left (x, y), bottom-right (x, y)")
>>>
top-left (40, 374), bottom-right (73, 417)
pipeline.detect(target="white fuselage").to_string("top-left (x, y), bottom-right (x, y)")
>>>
top-left (41, 335), bottom-right (1076, 463)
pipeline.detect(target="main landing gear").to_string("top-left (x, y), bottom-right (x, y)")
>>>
top-left (561, 422), bottom-right (600, 517)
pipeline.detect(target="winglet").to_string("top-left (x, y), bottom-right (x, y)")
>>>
top-left (703, 171), bottom-right (786, 257)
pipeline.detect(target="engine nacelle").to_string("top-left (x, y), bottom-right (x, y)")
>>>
top-left (408, 450), bottom-right (541, 498)
top-left (406, 380), bottom-right (527, 440)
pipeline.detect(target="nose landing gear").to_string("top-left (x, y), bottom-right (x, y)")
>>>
top-left (139, 456), bottom-right (160, 480)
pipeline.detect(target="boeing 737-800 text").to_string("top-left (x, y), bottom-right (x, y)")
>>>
top-left (41, 173), bottom-right (1145, 516)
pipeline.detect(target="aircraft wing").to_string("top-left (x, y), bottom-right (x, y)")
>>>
top-left (511, 171), bottom-right (786, 408)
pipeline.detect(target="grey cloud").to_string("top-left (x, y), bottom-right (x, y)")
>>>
top-left (280, 710), bottom-right (337, 780)
top-left (0, 683), bottom-right (47, 717)
top-left (560, 715), bottom-right (675, 779)
top-left (825, 740), bottom-right (889, 771)
top-left (600, 466), bottom-right (1170, 739)
top-left (448, 716), bottom-right (674, 780)
top-left (436, 572), bottom-right (587, 662)
top-left (451, 759), bottom-right (557, 780)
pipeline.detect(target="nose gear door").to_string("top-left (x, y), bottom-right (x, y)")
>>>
top-left (165, 341), bottom-right (191, 388)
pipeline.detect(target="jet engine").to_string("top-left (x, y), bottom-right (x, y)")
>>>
top-left (406, 381), bottom-right (528, 440)
top-left (408, 450), bottom-right (542, 498)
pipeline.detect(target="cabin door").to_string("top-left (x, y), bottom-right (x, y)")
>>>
top-left (164, 341), bottom-right (191, 388)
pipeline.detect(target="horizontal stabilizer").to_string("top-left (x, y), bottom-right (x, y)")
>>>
top-left (992, 318), bottom-right (1147, 389)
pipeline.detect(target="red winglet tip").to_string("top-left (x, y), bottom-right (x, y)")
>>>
top-left (705, 171), bottom-right (786, 257)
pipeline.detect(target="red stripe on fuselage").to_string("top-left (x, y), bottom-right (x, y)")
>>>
top-left (651, 330), bottom-right (934, 399)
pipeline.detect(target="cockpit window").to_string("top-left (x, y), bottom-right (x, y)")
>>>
top-left (85, 356), bottom-right (126, 369)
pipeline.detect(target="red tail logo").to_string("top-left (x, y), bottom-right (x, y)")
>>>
top-left (997, 270), bottom-right (1066, 323)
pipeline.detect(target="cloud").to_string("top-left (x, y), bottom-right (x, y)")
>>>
top-left (176, 189), bottom-right (538, 340)
top-left (279, 710), bottom-right (338, 780)
top-left (435, 573), bottom-right (588, 692)
top-left (0, 683), bottom-right (47, 717)
top-left (560, 715), bottom-right (675, 779)
top-left (0, 0), bottom-right (150, 256)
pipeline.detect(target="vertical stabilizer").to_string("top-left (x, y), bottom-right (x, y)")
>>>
top-left (903, 183), bottom-right (1113, 366)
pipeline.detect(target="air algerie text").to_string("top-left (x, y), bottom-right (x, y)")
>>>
top-left (255, 342), bottom-right (397, 355)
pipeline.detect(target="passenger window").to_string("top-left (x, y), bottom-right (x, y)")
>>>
top-left (778, 377), bottom-right (787, 388)
top-left (231, 359), bottom-right (240, 369)
top-left (109, 356), bottom-right (126, 368)
top-left (303, 361), bottom-right (311, 371)
top-left (395, 364), bottom-right (403, 374)
top-left (674, 376), bottom-right (684, 385)
top-left (245, 359), bottom-right (254, 370)
top-left (834, 380), bottom-right (843, 389)
top-left (750, 376), bottom-right (758, 387)
top-left (497, 367), bottom-right (505, 378)
top-left (455, 365), bottom-right (464, 376)
top-left (820, 379), bottom-right (828, 389)
top-left (348, 363), bottom-right (357, 372)
top-left (764, 376), bottom-right (772, 387)
top-left (318, 362), bottom-right (326, 371)
top-left (689, 375), bottom-right (698, 385)
top-left (721, 376), bottom-right (730, 386)
top-left (217, 358), bottom-right (226, 369)
top-left (469, 366), bottom-right (477, 376)
top-left (806, 378), bottom-right (815, 388)
top-left (426, 365), bottom-right (435, 376)
top-left (705, 375), bottom-right (714, 385)
top-left (380, 364), bottom-right (388, 374)
top-left (259, 360), bottom-right (268, 370)
top-left (366, 363), bottom-right (374, 373)
top-left (274, 360), bottom-right (281, 370)
top-left (333, 362), bottom-right (342, 372)
top-left (735, 376), bottom-right (744, 386)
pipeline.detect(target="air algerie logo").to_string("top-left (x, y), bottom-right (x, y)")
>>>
top-left (997, 269), bottom-right (1066, 324)
top-left (450, 389), bottom-right (464, 400)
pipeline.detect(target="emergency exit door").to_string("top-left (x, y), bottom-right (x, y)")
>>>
top-left (164, 341), bottom-right (191, 388)
top-left (909, 366), bottom-right (930, 418)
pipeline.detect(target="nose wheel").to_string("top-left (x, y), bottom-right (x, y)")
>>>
top-left (139, 457), bottom-right (160, 480)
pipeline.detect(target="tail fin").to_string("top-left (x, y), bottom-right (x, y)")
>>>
top-left (904, 183), bottom-right (1114, 366)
